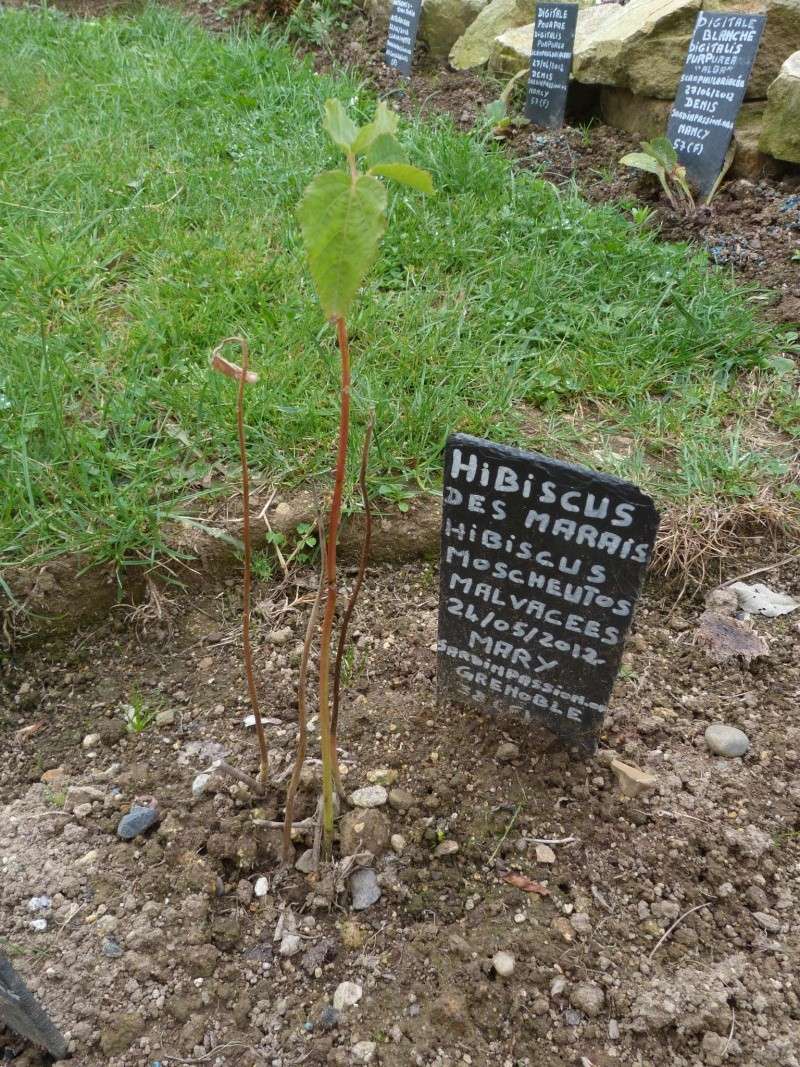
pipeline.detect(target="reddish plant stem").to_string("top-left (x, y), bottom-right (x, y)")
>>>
top-left (331, 409), bottom-right (374, 797)
top-left (282, 515), bottom-right (326, 862)
top-left (231, 337), bottom-right (269, 789)
top-left (317, 315), bottom-right (351, 850)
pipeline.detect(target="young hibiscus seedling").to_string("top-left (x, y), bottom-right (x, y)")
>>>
top-left (296, 98), bottom-right (434, 854)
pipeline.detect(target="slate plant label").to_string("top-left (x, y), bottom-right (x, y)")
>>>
top-left (525, 2), bottom-right (579, 128)
top-left (384, 0), bottom-right (423, 77)
top-left (437, 434), bottom-right (659, 748)
top-left (667, 11), bottom-right (766, 196)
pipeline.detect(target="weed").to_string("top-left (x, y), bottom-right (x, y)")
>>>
top-left (621, 136), bottom-right (695, 213)
top-left (122, 691), bottom-right (158, 733)
top-left (44, 787), bottom-right (67, 809)
top-left (630, 205), bottom-right (656, 230)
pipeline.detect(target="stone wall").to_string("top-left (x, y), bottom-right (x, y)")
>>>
top-left (363, 0), bottom-right (800, 168)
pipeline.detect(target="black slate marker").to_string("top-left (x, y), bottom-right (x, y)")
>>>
top-left (437, 435), bottom-right (659, 751)
top-left (667, 11), bottom-right (765, 197)
top-left (525, 2), bottom-right (579, 128)
top-left (384, 0), bottom-right (423, 77)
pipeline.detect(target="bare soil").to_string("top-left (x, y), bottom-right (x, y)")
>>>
top-left (2, 557), bottom-right (800, 1067)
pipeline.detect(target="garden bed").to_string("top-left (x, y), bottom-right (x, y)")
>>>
top-left (2, 556), bottom-right (800, 1066)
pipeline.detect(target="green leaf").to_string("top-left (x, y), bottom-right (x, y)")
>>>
top-left (645, 136), bottom-right (678, 168)
top-left (366, 132), bottom-right (408, 168)
top-left (297, 170), bottom-right (388, 320)
top-left (323, 99), bottom-right (358, 153)
top-left (369, 163), bottom-right (435, 194)
top-left (620, 152), bottom-right (665, 179)
top-left (352, 101), bottom-right (399, 155)
top-left (765, 354), bottom-right (797, 376)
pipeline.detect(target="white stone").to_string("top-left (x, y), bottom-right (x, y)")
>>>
top-left (279, 933), bottom-right (301, 957)
top-left (191, 772), bottom-right (212, 797)
top-left (492, 950), bottom-right (515, 977)
top-left (333, 981), bottom-right (363, 1011)
top-left (254, 876), bottom-right (269, 897)
top-left (82, 733), bottom-right (100, 749)
top-left (350, 785), bottom-right (388, 809)
top-left (536, 844), bottom-right (556, 864)
top-left (352, 1041), bottom-right (377, 1063)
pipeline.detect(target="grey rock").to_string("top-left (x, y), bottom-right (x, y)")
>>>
top-left (116, 805), bottom-right (159, 840)
top-left (753, 911), bottom-right (781, 934)
top-left (350, 868), bottom-right (381, 911)
top-left (705, 724), bottom-right (750, 758)
top-left (295, 849), bottom-right (317, 874)
top-left (64, 785), bottom-right (105, 811)
top-left (564, 1008), bottom-right (583, 1026)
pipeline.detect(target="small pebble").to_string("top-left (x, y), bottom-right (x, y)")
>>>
top-left (27, 896), bottom-right (52, 912)
top-left (295, 849), bottom-right (316, 874)
top-left (536, 844), bottom-right (556, 864)
top-left (254, 876), bottom-right (269, 898)
top-left (155, 709), bottom-right (175, 726)
top-left (116, 805), bottom-right (159, 840)
top-left (333, 981), bottom-right (363, 1011)
top-left (82, 733), bottom-right (100, 750)
top-left (492, 950), bottom-right (515, 977)
top-left (569, 982), bottom-right (605, 1017)
top-left (704, 723), bottom-right (750, 758)
top-left (753, 911), bottom-right (781, 934)
top-left (318, 1006), bottom-right (340, 1030)
top-left (350, 868), bottom-right (381, 911)
top-left (495, 741), bottom-right (520, 763)
top-left (191, 773), bottom-right (212, 798)
top-left (434, 839), bottom-right (459, 858)
top-left (102, 939), bottom-right (123, 958)
top-left (29, 919), bottom-right (48, 932)
top-left (390, 834), bottom-right (406, 854)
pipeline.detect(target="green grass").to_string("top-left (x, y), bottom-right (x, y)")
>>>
top-left (0, 5), bottom-right (797, 574)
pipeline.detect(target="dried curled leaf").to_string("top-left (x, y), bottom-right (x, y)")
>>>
top-left (210, 350), bottom-right (258, 384)
top-left (503, 872), bottom-right (551, 896)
